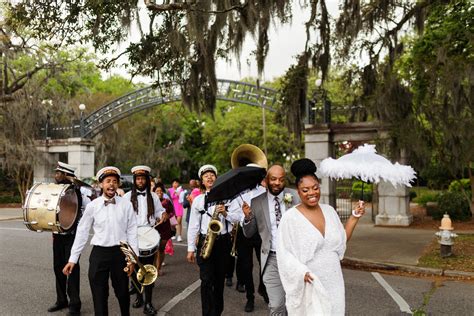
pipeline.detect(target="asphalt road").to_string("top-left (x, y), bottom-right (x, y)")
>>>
top-left (1, 219), bottom-right (473, 316)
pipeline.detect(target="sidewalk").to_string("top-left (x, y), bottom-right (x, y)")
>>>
top-left (3, 206), bottom-right (472, 278)
top-left (0, 207), bottom-right (22, 221)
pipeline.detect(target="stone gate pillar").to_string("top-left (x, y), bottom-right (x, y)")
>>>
top-left (304, 126), bottom-right (336, 207)
top-left (375, 181), bottom-right (413, 226)
top-left (34, 138), bottom-right (95, 183)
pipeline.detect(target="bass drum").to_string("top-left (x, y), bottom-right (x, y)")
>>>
top-left (23, 183), bottom-right (80, 233)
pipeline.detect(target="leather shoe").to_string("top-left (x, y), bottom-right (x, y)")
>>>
top-left (245, 299), bottom-right (254, 313)
top-left (143, 302), bottom-right (157, 315)
top-left (133, 296), bottom-right (144, 308)
top-left (48, 302), bottom-right (68, 312)
top-left (225, 277), bottom-right (233, 287)
top-left (258, 287), bottom-right (269, 304)
top-left (236, 283), bottom-right (245, 293)
top-left (67, 311), bottom-right (81, 316)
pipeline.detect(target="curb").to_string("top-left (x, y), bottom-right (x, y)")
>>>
top-left (0, 217), bottom-right (22, 222)
top-left (342, 257), bottom-right (473, 280)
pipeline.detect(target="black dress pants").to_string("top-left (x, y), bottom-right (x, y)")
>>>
top-left (53, 233), bottom-right (81, 312)
top-left (197, 233), bottom-right (231, 316)
top-left (88, 246), bottom-right (130, 316)
top-left (235, 225), bottom-right (265, 301)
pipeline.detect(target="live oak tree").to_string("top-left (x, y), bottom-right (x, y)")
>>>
top-left (5, 0), bottom-right (473, 207)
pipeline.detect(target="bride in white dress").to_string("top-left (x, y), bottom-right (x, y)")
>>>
top-left (277, 158), bottom-right (365, 315)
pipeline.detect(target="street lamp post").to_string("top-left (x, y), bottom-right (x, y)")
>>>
top-left (79, 103), bottom-right (86, 137)
top-left (41, 99), bottom-right (53, 139)
top-left (313, 79), bottom-right (331, 124)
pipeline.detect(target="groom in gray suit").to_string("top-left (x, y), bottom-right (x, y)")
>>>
top-left (242, 165), bottom-right (300, 315)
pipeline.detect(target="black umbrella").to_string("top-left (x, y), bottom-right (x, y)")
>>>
top-left (206, 166), bottom-right (266, 205)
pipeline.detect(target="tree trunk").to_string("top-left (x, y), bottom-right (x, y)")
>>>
top-left (469, 163), bottom-right (474, 216)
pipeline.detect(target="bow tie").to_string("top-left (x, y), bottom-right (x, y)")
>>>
top-left (104, 198), bottom-right (116, 206)
top-left (137, 192), bottom-right (146, 197)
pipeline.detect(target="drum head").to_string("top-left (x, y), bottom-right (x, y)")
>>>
top-left (137, 226), bottom-right (161, 250)
top-left (58, 187), bottom-right (79, 230)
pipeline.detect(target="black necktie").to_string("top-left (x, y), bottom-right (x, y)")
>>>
top-left (274, 196), bottom-right (282, 226)
top-left (137, 192), bottom-right (146, 197)
top-left (104, 198), bottom-right (116, 206)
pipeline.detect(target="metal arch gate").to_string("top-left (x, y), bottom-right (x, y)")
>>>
top-left (80, 79), bottom-right (280, 139)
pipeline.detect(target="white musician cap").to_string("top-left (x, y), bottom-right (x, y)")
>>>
top-left (96, 166), bottom-right (121, 182)
top-left (198, 164), bottom-right (217, 178)
top-left (55, 162), bottom-right (76, 176)
top-left (131, 165), bottom-right (151, 176)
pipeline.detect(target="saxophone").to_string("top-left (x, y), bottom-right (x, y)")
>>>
top-left (200, 205), bottom-right (224, 259)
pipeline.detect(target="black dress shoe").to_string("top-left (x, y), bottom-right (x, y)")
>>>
top-left (133, 296), bottom-right (144, 308)
top-left (143, 302), bottom-right (157, 315)
top-left (48, 302), bottom-right (68, 312)
top-left (258, 287), bottom-right (269, 304)
top-left (236, 283), bottom-right (245, 293)
top-left (225, 277), bottom-right (233, 287)
top-left (67, 311), bottom-right (81, 316)
top-left (245, 299), bottom-right (254, 313)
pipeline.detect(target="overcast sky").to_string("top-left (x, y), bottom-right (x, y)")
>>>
top-left (106, 1), bottom-right (340, 84)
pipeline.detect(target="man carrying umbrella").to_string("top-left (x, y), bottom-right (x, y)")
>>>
top-left (186, 164), bottom-right (241, 316)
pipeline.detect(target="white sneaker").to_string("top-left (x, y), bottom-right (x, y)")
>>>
top-left (171, 236), bottom-right (176, 240)
top-left (177, 236), bottom-right (183, 242)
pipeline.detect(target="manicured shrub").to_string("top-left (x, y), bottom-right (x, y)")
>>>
top-left (448, 178), bottom-right (471, 196)
top-left (434, 191), bottom-right (472, 221)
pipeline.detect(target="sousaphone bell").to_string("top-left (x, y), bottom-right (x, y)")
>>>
top-left (231, 144), bottom-right (268, 170)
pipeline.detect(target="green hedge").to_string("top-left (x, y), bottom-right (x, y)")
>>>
top-left (351, 181), bottom-right (373, 202)
top-left (433, 191), bottom-right (472, 221)
top-left (0, 195), bottom-right (22, 204)
top-left (413, 192), bottom-right (440, 206)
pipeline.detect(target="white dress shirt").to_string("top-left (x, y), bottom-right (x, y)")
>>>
top-left (68, 195), bottom-right (138, 263)
top-left (228, 186), bottom-right (266, 224)
top-left (268, 191), bottom-right (286, 251)
top-left (123, 190), bottom-right (165, 226)
top-left (187, 193), bottom-right (241, 252)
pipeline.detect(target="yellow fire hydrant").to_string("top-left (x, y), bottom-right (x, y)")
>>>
top-left (435, 214), bottom-right (458, 258)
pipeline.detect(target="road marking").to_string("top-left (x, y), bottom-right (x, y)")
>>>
top-left (372, 272), bottom-right (412, 314)
top-left (157, 279), bottom-right (200, 315)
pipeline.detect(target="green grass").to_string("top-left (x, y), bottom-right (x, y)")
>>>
top-left (418, 234), bottom-right (474, 272)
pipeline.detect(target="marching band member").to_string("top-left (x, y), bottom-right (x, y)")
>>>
top-left (49, 162), bottom-right (90, 316)
top-left (124, 165), bottom-right (166, 315)
top-left (63, 166), bottom-right (138, 316)
top-left (186, 164), bottom-right (240, 316)
top-left (227, 174), bottom-right (267, 313)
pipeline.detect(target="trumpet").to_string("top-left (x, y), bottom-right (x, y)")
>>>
top-left (230, 222), bottom-right (239, 257)
top-left (200, 206), bottom-right (224, 259)
top-left (120, 241), bottom-right (158, 293)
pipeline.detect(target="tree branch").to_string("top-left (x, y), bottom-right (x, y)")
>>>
top-left (144, 0), bottom-right (248, 14)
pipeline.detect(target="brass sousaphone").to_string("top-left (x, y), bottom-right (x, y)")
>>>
top-left (229, 144), bottom-right (268, 257)
top-left (231, 144), bottom-right (268, 170)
